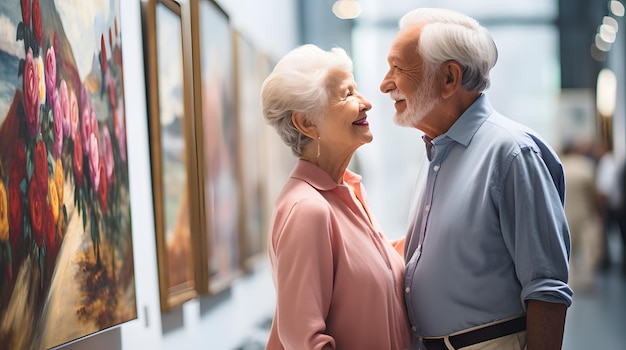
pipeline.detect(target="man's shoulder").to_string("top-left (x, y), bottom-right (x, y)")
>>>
top-left (481, 113), bottom-right (551, 154)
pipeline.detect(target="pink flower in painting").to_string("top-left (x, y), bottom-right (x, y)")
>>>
top-left (88, 133), bottom-right (100, 192)
top-left (32, 0), bottom-right (42, 46)
top-left (45, 46), bottom-right (57, 107)
top-left (102, 126), bottom-right (114, 185)
top-left (23, 48), bottom-right (40, 139)
top-left (70, 89), bottom-right (79, 138)
top-left (114, 106), bottom-right (127, 162)
top-left (59, 80), bottom-right (70, 136)
top-left (21, 0), bottom-right (30, 26)
top-left (53, 97), bottom-right (63, 158)
top-left (73, 131), bottom-right (83, 187)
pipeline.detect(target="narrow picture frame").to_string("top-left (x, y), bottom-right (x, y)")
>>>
top-left (142, 0), bottom-right (201, 311)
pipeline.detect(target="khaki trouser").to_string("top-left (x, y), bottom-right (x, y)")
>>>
top-left (422, 316), bottom-right (527, 350)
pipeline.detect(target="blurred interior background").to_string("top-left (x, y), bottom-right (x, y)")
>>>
top-left (60, 0), bottom-right (625, 349)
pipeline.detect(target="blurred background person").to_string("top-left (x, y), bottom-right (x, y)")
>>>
top-left (595, 143), bottom-right (626, 276)
top-left (561, 141), bottom-right (603, 290)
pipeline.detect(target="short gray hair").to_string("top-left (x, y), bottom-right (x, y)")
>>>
top-left (261, 44), bottom-right (353, 156)
top-left (399, 8), bottom-right (498, 92)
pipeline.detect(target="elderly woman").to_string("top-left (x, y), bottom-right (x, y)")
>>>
top-left (261, 44), bottom-right (411, 350)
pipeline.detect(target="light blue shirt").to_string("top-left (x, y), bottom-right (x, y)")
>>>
top-left (404, 94), bottom-right (572, 340)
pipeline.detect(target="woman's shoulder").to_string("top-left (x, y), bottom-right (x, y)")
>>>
top-left (276, 178), bottom-right (330, 212)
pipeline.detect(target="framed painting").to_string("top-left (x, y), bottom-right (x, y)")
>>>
top-left (142, 0), bottom-right (201, 311)
top-left (0, 0), bottom-right (136, 348)
top-left (189, 0), bottom-right (242, 294)
top-left (233, 31), bottom-right (268, 271)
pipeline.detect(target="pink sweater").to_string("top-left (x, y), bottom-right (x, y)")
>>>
top-left (266, 159), bottom-right (411, 350)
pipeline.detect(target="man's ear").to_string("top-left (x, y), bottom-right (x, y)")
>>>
top-left (441, 60), bottom-right (463, 99)
top-left (291, 111), bottom-right (317, 139)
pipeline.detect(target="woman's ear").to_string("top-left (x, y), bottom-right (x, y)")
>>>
top-left (291, 111), bottom-right (317, 139)
top-left (441, 60), bottom-right (463, 99)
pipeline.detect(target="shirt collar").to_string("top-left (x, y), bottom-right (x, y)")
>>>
top-left (437, 93), bottom-right (493, 147)
top-left (290, 158), bottom-right (362, 191)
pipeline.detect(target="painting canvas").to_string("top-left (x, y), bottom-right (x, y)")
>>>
top-left (191, 0), bottom-right (241, 294)
top-left (142, 0), bottom-right (200, 311)
top-left (0, 0), bottom-right (136, 348)
top-left (233, 31), bottom-right (268, 270)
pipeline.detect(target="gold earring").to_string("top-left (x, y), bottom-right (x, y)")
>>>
top-left (316, 136), bottom-right (321, 160)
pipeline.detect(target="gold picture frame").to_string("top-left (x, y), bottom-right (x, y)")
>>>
top-left (142, 0), bottom-right (202, 311)
top-left (189, 0), bottom-right (243, 294)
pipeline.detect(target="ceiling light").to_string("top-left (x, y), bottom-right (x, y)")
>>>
top-left (610, 0), bottom-right (625, 17)
top-left (332, 0), bottom-right (361, 20)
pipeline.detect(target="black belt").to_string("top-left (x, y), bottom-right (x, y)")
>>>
top-left (421, 316), bottom-right (527, 350)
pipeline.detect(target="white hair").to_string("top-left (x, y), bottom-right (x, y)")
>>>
top-left (399, 8), bottom-right (498, 92)
top-left (260, 44), bottom-right (353, 156)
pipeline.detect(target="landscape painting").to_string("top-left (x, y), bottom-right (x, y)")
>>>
top-left (0, 0), bottom-right (137, 348)
top-left (143, 0), bottom-right (200, 311)
top-left (191, 0), bottom-right (242, 294)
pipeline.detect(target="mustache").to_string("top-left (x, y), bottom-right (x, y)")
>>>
top-left (389, 90), bottom-right (406, 101)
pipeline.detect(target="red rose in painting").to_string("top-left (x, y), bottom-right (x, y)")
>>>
top-left (109, 27), bottom-right (113, 48)
top-left (101, 34), bottom-right (107, 74)
top-left (9, 167), bottom-right (23, 248)
top-left (98, 160), bottom-right (107, 214)
top-left (29, 179), bottom-right (45, 247)
top-left (73, 131), bottom-right (83, 187)
top-left (33, 139), bottom-right (49, 195)
top-left (32, 0), bottom-right (42, 46)
top-left (21, 0), bottom-right (30, 26)
top-left (46, 46), bottom-right (57, 107)
top-left (11, 139), bottom-right (27, 180)
top-left (24, 48), bottom-right (40, 139)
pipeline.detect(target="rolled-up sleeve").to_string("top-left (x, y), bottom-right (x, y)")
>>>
top-left (272, 198), bottom-right (336, 350)
top-left (499, 147), bottom-right (573, 310)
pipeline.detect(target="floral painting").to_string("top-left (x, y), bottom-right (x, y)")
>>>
top-left (0, 0), bottom-right (136, 348)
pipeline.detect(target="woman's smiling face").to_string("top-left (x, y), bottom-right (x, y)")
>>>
top-left (316, 68), bottom-right (373, 156)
